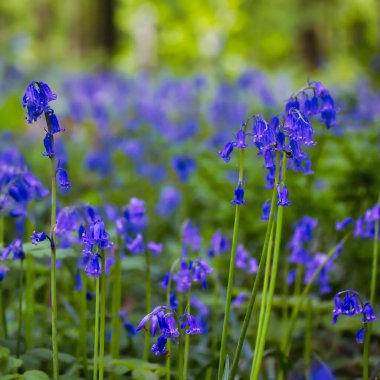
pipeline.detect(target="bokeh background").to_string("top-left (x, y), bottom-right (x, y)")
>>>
top-left (0, 1), bottom-right (380, 378)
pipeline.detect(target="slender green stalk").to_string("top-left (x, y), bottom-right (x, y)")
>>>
top-left (143, 249), bottom-right (152, 361)
top-left (178, 293), bottom-right (184, 380)
top-left (99, 254), bottom-right (106, 380)
top-left (304, 298), bottom-right (312, 380)
top-left (217, 146), bottom-right (245, 380)
top-left (93, 277), bottom-right (100, 380)
top-left (25, 253), bottom-right (35, 349)
top-left (0, 216), bottom-right (7, 339)
top-left (282, 234), bottom-right (351, 357)
top-left (25, 214), bottom-right (35, 350)
top-left (165, 259), bottom-right (180, 380)
top-left (79, 273), bottom-right (88, 378)
top-left (363, 214), bottom-right (379, 380)
top-left (206, 256), bottom-right (220, 380)
top-left (110, 241), bottom-right (122, 359)
top-left (294, 264), bottom-right (303, 297)
top-left (250, 153), bottom-right (288, 379)
top-left (280, 252), bottom-right (290, 350)
top-left (229, 153), bottom-right (280, 380)
top-left (45, 113), bottom-right (59, 380)
top-left (183, 290), bottom-right (191, 379)
top-left (252, 223), bottom-right (275, 369)
top-left (16, 259), bottom-right (24, 358)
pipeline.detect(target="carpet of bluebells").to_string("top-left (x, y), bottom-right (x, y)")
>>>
top-left (0, 69), bottom-right (379, 380)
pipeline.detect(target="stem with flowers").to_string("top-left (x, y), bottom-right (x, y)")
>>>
top-left (0, 216), bottom-right (7, 339)
top-left (183, 289), bottom-right (191, 379)
top-left (99, 252), bottom-right (106, 380)
top-left (110, 239), bottom-right (122, 359)
top-left (93, 276), bottom-right (100, 380)
top-left (228, 152), bottom-right (280, 380)
top-left (217, 135), bottom-right (246, 380)
top-left (143, 248), bottom-right (152, 361)
top-left (363, 205), bottom-right (379, 380)
top-left (45, 113), bottom-right (59, 380)
top-left (250, 152), bottom-right (288, 379)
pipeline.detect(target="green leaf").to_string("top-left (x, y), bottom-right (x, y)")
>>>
top-left (21, 370), bottom-right (50, 380)
top-left (132, 369), bottom-right (159, 380)
top-left (22, 242), bottom-right (78, 260)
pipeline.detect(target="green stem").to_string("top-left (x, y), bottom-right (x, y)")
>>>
top-left (0, 217), bottom-right (7, 339)
top-left (282, 234), bottom-right (351, 357)
top-left (99, 254), bottom-right (106, 380)
top-left (110, 242), bottom-right (122, 359)
top-left (16, 259), bottom-right (24, 358)
top-left (206, 256), bottom-right (220, 380)
top-left (46, 113), bottom-right (59, 380)
top-left (294, 264), bottom-right (303, 297)
top-left (229, 152), bottom-right (280, 380)
top-left (25, 253), bottom-right (35, 349)
top-left (178, 293), bottom-right (184, 380)
top-left (217, 147), bottom-right (245, 380)
top-left (250, 153), bottom-right (287, 380)
top-left (93, 277), bottom-right (100, 380)
top-left (280, 252), bottom-right (290, 350)
top-left (304, 298), bottom-right (312, 380)
top-left (80, 273), bottom-right (88, 378)
top-left (143, 249), bottom-right (152, 361)
top-left (252, 222), bottom-right (275, 371)
top-left (363, 215), bottom-right (378, 380)
top-left (183, 290), bottom-right (191, 379)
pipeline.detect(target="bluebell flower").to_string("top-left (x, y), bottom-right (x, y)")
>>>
top-left (218, 142), bottom-right (234, 163)
top-left (123, 321), bottom-right (136, 336)
top-left (1, 239), bottom-right (25, 261)
top-left (276, 184), bottom-right (291, 206)
top-left (83, 253), bottom-right (102, 278)
top-left (182, 220), bottom-right (202, 253)
top-left (75, 271), bottom-right (83, 291)
top-left (191, 258), bottom-right (213, 289)
top-left (231, 185), bottom-right (247, 205)
top-left (208, 230), bottom-right (230, 258)
top-left (183, 315), bottom-right (201, 335)
top-left (43, 133), bottom-right (55, 158)
top-left (22, 81), bottom-right (57, 123)
top-left (147, 241), bottom-right (163, 256)
top-left (332, 290), bottom-right (379, 344)
top-left (335, 217), bottom-right (354, 231)
top-left (31, 231), bottom-right (47, 245)
top-left (173, 261), bottom-right (192, 292)
top-left (235, 129), bottom-right (247, 149)
top-left (49, 112), bottom-right (65, 134)
top-left (190, 295), bottom-right (209, 315)
top-left (156, 186), bottom-right (182, 216)
top-left (236, 244), bottom-right (249, 269)
top-left (126, 234), bottom-right (144, 254)
top-left (0, 265), bottom-right (9, 281)
top-left (260, 200), bottom-right (271, 220)
top-left (56, 167), bottom-right (71, 191)
top-left (152, 335), bottom-right (167, 356)
top-left (169, 293), bottom-right (178, 310)
top-left (233, 292), bottom-right (247, 306)
top-left (159, 272), bottom-right (170, 288)
top-left (171, 155), bottom-right (196, 182)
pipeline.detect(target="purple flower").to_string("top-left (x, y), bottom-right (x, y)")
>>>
top-left (335, 217), bottom-right (353, 231)
top-left (233, 292), bottom-right (247, 306)
top-left (218, 142), bottom-right (234, 163)
top-left (182, 220), bottom-right (202, 253)
top-left (126, 234), bottom-right (144, 254)
top-left (56, 167), bottom-right (71, 191)
top-left (184, 315), bottom-right (201, 335)
top-left (83, 253), bottom-right (102, 278)
top-left (235, 129), bottom-right (247, 149)
top-left (171, 155), bottom-right (196, 182)
top-left (147, 242), bottom-right (163, 256)
top-left (191, 258), bottom-right (213, 289)
top-left (43, 133), bottom-right (55, 158)
top-left (152, 336), bottom-right (168, 356)
top-left (156, 186), bottom-right (182, 216)
top-left (208, 231), bottom-right (230, 258)
top-left (276, 184), bottom-right (291, 206)
top-left (231, 185), bottom-right (247, 205)
top-left (260, 200), bottom-right (271, 221)
top-left (31, 231), bottom-right (47, 245)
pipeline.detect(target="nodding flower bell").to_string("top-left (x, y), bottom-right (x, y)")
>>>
top-left (218, 142), bottom-right (234, 163)
top-left (231, 184), bottom-right (247, 206)
top-left (276, 184), bottom-right (291, 206)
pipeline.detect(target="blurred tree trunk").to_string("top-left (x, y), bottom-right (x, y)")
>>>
top-left (96, 0), bottom-right (116, 56)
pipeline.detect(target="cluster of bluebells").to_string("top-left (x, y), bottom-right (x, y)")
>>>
top-left (22, 81), bottom-right (71, 190)
top-left (117, 197), bottom-right (162, 256)
top-left (0, 147), bottom-right (48, 218)
top-left (136, 306), bottom-right (201, 356)
top-left (218, 81), bottom-right (336, 205)
top-left (287, 216), bottom-right (341, 294)
top-left (353, 203), bottom-right (380, 240)
top-left (332, 290), bottom-right (379, 344)
top-left (0, 239), bottom-right (25, 282)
